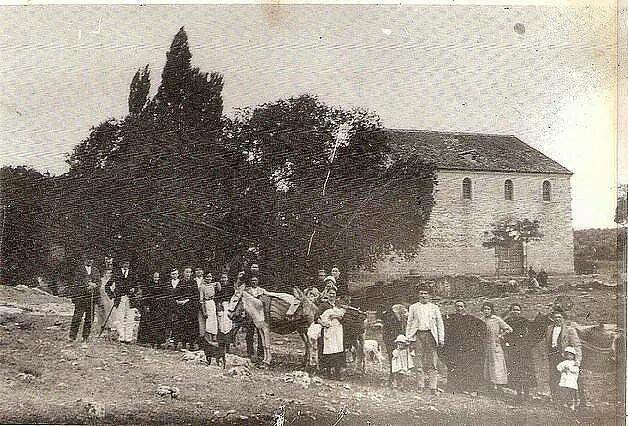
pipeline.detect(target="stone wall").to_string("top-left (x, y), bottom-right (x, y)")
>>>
top-left (368, 169), bottom-right (574, 281)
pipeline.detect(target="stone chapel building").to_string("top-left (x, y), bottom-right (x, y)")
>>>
top-left (374, 129), bottom-right (575, 279)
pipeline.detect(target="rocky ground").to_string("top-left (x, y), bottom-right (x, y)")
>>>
top-left (0, 281), bottom-right (623, 425)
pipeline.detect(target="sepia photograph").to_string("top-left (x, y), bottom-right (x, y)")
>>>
top-left (0, 2), bottom-right (624, 424)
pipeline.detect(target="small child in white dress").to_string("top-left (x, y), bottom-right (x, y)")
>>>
top-left (556, 346), bottom-right (579, 410)
top-left (391, 334), bottom-right (414, 389)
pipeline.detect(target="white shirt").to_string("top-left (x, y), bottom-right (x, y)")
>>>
top-left (171, 279), bottom-right (179, 288)
top-left (85, 265), bottom-right (92, 275)
top-left (406, 301), bottom-right (445, 345)
top-left (413, 302), bottom-right (434, 331)
top-left (551, 326), bottom-right (562, 348)
top-left (247, 286), bottom-right (265, 297)
top-left (122, 269), bottom-right (128, 279)
top-left (195, 277), bottom-right (203, 288)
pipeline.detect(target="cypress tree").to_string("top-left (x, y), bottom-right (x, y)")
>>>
top-left (128, 65), bottom-right (150, 116)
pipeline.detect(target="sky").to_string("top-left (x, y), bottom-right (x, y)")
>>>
top-left (0, 4), bottom-right (620, 229)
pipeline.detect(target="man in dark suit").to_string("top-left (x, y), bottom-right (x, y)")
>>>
top-left (69, 255), bottom-right (101, 343)
top-left (546, 309), bottom-right (582, 401)
top-left (180, 266), bottom-right (199, 349)
top-left (106, 259), bottom-right (138, 343)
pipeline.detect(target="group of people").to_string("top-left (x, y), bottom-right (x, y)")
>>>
top-left (381, 291), bottom-right (583, 409)
top-left (68, 254), bottom-right (230, 349)
top-left (66, 254), bottom-right (348, 358)
top-left (67, 255), bottom-right (584, 409)
top-left (527, 265), bottom-right (549, 289)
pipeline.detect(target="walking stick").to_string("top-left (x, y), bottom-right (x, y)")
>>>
top-left (90, 286), bottom-right (95, 335)
top-left (98, 303), bottom-right (116, 337)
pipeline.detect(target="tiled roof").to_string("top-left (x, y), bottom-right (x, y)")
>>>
top-left (385, 129), bottom-right (572, 175)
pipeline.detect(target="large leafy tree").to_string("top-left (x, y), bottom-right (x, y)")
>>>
top-left (66, 119), bottom-right (121, 177)
top-left (227, 95), bottom-right (436, 286)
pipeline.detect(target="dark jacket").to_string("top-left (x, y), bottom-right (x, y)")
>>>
top-left (169, 278), bottom-right (197, 305)
top-left (546, 323), bottom-right (582, 363)
top-left (381, 308), bottom-right (405, 351)
top-left (70, 264), bottom-right (101, 302)
top-left (106, 267), bottom-right (138, 299)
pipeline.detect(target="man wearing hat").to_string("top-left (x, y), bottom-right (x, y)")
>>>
top-left (405, 286), bottom-right (445, 395)
top-left (69, 254), bottom-right (101, 343)
top-left (107, 259), bottom-right (138, 344)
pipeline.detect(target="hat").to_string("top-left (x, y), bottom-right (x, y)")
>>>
top-left (395, 335), bottom-right (408, 344)
top-left (325, 283), bottom-right (338, 292)
top-left (324, 276), bottom-right (336, 284)
top-left (563, 346), bottom-right (577, 356)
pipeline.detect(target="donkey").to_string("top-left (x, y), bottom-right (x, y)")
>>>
top-left (229, 285), bottom-right (319, 367)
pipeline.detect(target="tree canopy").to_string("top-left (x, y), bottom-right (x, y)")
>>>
top-left (4, 27), bottom-right (436, 287)
top-left (225, 95), bottom-right (435, 285)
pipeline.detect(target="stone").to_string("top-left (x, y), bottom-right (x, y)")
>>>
top-left (16, 372), bottom-right (35, 382)
top-left (226, 365), bottom-right (251, 377)
top-left (156, 385), bottom-right (180, 399)
top-left (84, 401), bottom-right (105, 420)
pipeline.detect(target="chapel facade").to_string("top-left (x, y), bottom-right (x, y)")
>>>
top-left (372, 129), bottom-right (575, 279)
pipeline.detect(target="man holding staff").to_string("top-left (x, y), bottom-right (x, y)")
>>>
top-left (68, 254), bottom-right (101, 344)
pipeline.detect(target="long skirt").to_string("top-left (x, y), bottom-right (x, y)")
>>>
top-left (484, 342), bottom-right (508, 385)
top-left (320, 325), bottom-right (346, 370)
top-left (172, 303), bottom-right (198, 344)
top-left (137, 303), bottom-right (168, 345)
top-left (505, 346), bottom-right (538, 389)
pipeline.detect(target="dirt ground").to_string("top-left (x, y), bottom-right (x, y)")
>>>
top-left (0, 281), bottom-right (623, 425)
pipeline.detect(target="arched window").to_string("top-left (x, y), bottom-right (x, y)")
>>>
top-left (504, 179), bottom-right (514, 200)
top-left (542, 180), bottom-right (551, 201)
top-left (462, 177), bottom-right (472, 199)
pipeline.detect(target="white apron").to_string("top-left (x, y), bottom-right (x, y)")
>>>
top-left (320, 307), bottom-right (345, 355)
top-left (204, 299), bottom-right (218, 335)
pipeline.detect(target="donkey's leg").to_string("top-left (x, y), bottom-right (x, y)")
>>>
top-left (357, 333), bottom-right (366, 373)
top-left (298, 329), bottom-right (310, 370)
top-left (257, 323), bottom-right (272, 366)
top-left (308, 335), bottom-right (319, 372)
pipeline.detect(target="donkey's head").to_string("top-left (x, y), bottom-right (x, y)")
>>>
top-left (293, 287), bottom-right (319, 324)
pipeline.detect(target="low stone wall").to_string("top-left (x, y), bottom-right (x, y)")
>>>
top-left (350, 274), bottom-right (539, 311)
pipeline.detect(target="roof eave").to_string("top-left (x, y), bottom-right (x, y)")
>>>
top-left (434, 166), bottom-right (573, 176)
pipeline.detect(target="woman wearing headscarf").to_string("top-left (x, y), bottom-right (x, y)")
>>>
top-left (482, 302), bottom-right (513, 391)
top-left (137, 271), bottom-right (169, 347)
top-left (503, 303), bottom-right (537, 400)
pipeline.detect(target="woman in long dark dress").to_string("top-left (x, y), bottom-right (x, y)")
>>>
top-left (137, 271), bottom-right (169, 347)
top-left (503, 303), bottom-right (537, 399)
top-left (443, 300), bottom-right (486, 394)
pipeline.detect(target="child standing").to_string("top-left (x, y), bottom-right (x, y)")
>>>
top-left (391, 334), bottom-right (414, 389)
top-left (556, 346), bottom-right (580, 410)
